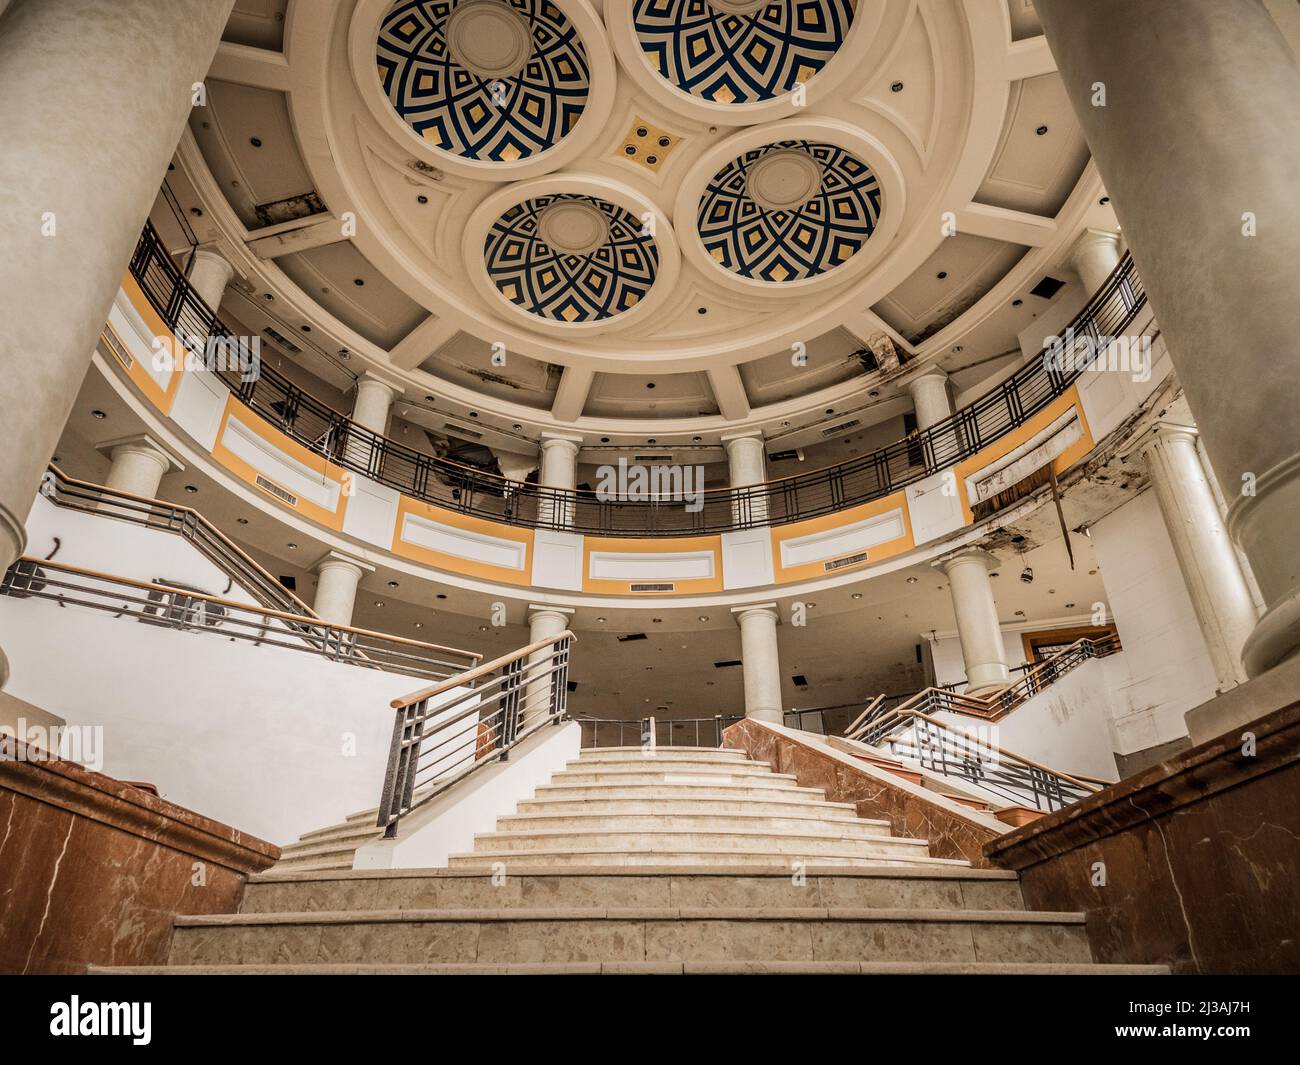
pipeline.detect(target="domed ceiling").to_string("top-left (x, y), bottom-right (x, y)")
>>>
top-left (181, 0), bottom-right (1109, 447)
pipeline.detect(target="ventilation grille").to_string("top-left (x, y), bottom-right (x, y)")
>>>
top-left (768, 449), bottom-right (799, 462)
top-left (633, 454), bottom-right (674, 462)
top-left (824, 552), bottom-right (868, 572)
top-left (444, 422), bottom-right (483, 439)
top-left (103, 330), bottom-right (133, 370)
top-left (255, 475), bottom-right (298, 507)
top-left (713, 660), bottom-right (742, 669)
top-left (262, 326), bottom-right (302, 355)
top-left (629, 582), bottom-right (675, 593)
top-left (821, 419), bottom-right (860, 438)
top-left (616, 633), bottom-right (648, 642)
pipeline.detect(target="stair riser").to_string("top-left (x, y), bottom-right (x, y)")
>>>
top-left (241, 875), bottom-right (1024, 915)
top-left (448, 852), bottom-right (949, 869)
top-left (514, 799), bottom-right (858, 818)
top-left (572, 751), bottom-right (752, 764)
top-left (493, 815), bottom-right (891, 839)
top-left (170, 918), bottom-right (1090, 966)
top-left (548, 772), bottom-right (795, 787)
top-left (472, 833), bottom-right (927, 858)
top-left (534, 784), bottom-right (818, 802)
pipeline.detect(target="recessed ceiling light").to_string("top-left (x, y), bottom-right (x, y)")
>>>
top-left (851, 593), bottom-right (863, 600)
top-left (479, 625), bottom-right (488, 632)
top-left (414, 621), bottom-right (423, 628)
top-left (287, 543), bottom-right (298, 550)
top-left (1100, 196), bottom-right (1110, 205)
top-left (1014, 609), bottom-right (1026, 617)
top-left (236, 518), bottom-right (249, 525)
top-left (373, 601), bottom-right (384, 607)
top-left (249, 137), bottom-right (263, 148)
top-left (891, 81), bottom-right (904, 93)
top-left (805, 602), bottom-right (816, 608)
top-left (906, 576), bottom-right (919, 584)
top-left (1036, 125), bottom-right (1049, 136)
top-left (652, 618), bottom-right (662, 623)
top-left (952, 345), bottom-right (963, 353)
top-left (184, 485), bottom-right (198, 494)
top-left (339, 349), bottom-right (351, 360)
top-left (1012, 298), bottom-right (1024, 307)
top-left (595, 617), bottom-right (606, 623)
top-left (91, 409), bottom-right (107, 420)
top-left (387, 580), bottom-right (399, 588)
top-left (698, 615), bottom-right (709, 622)
top-left (417, 195), bottom-right (429, 204)
top-left (1065, 602), bottom-right (1076, 609)
top-left (354, 278), bottom-right (365, 287)
top-left (300, 324), bottom-right (311, 332)
top-left (936, 271), bottom-right (948, 280)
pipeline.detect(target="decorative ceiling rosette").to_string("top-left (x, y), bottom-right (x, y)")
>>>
top-left (697, 139), bottom-right (882, 282)
top-left (631, 0), bottom-right (857, 105)
top-left (483, 195), bottom-right (661, 323)
top-left (376, 0), bottom-right (591, 162)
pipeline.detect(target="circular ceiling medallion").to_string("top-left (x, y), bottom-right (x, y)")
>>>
top-left (484, 195), bottom-right (660, 323)
top-left (631, 0), bottom-right (857, 106)
top-left (698, 140), bottom-right (882, 283)
top-left (376, 0), bottom-right (590, 162)
top-left (444, 1), bottom-right (532, 78)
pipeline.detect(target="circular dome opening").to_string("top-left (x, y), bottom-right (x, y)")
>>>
top-left (537, 199), bottom-right (610, 255)
top-left (745, 149), bottom-right (824, 211)
top-left (444, 1), bottom-right (532, 79)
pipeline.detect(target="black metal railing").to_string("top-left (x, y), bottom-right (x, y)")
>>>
top-left (0, 557), bottom-right (480, 683)
top-left (127, 221), bottom-right (1149, 537)
top-left (846, 635), bottom-right (1124, 747)
top-left (376, 631), bottom-right (575, 834)
top-left (878, 711), bottom-right (1105, 812)
top-left (575, 714), bottom-right (743, 749)
top-left (38, 464), bottom-right (316, 619)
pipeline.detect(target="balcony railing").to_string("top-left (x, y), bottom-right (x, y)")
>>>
top-left (0, 557), bottom-right (480, 683)
top-left (574, 714), bottom-right (744, 749)
top-left (128, 221), bottom-right (1148, 537)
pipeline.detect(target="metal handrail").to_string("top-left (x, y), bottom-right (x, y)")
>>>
top-left (879, 710), bottom-right (1105, 812)
top-left (126, 221), bottom-right (1149, 536)
top-left (39, 464), bottom-right (317, 618)
top-left (376, 630), bottom-right (576, 834)
top-left (574, 714), bottom-right (743, 749)
top-left (0, 557), bottom-right (480, 682)
top-left (847, 635), bottom-right (1123, 746)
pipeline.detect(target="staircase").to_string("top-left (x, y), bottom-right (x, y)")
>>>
top-left (95, 747), bottom-right (1166, 973)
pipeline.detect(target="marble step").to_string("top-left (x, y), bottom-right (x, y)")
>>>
top-left (468, 827), bottom-right (933, 858)
top-left (531, 781), bottom-right (827, 803)
top-left (240, 866), bottom-right (1027, 915)
top-left (548, 767), bottom-right (800, 787)
top-left (492, 812), bottom-right (894, 840)
top-left (288, 822), bottom-right (383, 849)
top-left (165, 907), bottom-right (1093, 967)
top-left (512, 796), bottom-right (865, 820)
top-left (554, 761), bottom-right (784, 780)
top-left (446, 847), bottom-right (966, 869)
top-left (94, 961), bottom-right (1170, 975)
top-left (573, 747), bottom-right (753, 763)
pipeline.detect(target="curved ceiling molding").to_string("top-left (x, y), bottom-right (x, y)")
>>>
top-left (631, 0), bottom-right (857, 106)
top-left (483, 194), bottom-right (660, 323)
top-left (376, 0), bottom-right (590, 162)
top-left (698, 140), bottom-right (882, 282)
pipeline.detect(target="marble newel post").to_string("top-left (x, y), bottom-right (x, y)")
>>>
top-left (1034, 0), bottom-right (1300, 676)
top-left (0, 0), bottom-right (236, 688)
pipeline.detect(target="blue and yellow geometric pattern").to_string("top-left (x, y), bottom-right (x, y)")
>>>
top-left (632, 0), bottom-right (856, 105)
top-left (697, 141), bottom-right (882, 282)
top-left (483, 196), bottom-right (661, 322)
top-left (377, 0), bottom-right (590, 161)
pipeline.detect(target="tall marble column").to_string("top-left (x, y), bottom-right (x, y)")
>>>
top-left (537, 433), bottom-right (581, 529)
top-left (1126, 421), bottom-right (1257, 691)
top-left (1034, 0), bottom-right (1300, 675)
top-left (935, 548), bottom-right (1010, 694)
top-left (312, 552), bottom-right (373, 627)
top-left (722, 430), bottom-right (769, 525)
top-left (524, 604), bottom-right (574, 729)
top-left (1067, 228), bottom-right (1122, 295)
top-left (187, 245), bottom-right (236, 314)
top-left (905, 370), bottom-right (953, 431)
top-left (0, 0), bottom-right (236, 687)
top-left (730, 603), bottom-right (782, 724)
top-left (352, 374), bottom-right (398, 437)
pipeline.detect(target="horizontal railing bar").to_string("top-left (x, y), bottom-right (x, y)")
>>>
top-left (392, 630), bottom-right (577, 709)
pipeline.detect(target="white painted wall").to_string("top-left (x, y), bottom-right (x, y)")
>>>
top-left (24, 491), bottom-right (262, 605)
top-left (355, 721), bottom-right (581, 870)
top-left (1089, 490), bottom-right (1217, 755)
top-left (0, 592), bottom-right (471, 845)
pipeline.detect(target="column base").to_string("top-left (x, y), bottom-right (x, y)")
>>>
top-left (745, 706), bottom-right (782, 726)
top-left (1229, 453), bottom-right (1300, 676)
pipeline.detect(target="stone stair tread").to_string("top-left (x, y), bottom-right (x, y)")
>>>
top-left (90, 961), bottom-right (1170, 975)
top-left (174, 906), bottom-right (1085, 927)
top-left (248, 863), bottom-right (1019, 884)
top-left (472, 826), bottom-right (927, 846)
top-left (515, 795), bottom-right (861, 813)
top-left (449, 847), bottom-right (969, 867)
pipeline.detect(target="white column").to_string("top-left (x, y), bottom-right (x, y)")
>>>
top-left (1129, 422), bottom-right (1257, 691)
top-left (312, 551), bottom-right (373, 627)
top-left (722, 430), bottom-right (769, 525)
top-left (187, 245), bottom-right (236, 312)
top-left (538, 433), bottom-right (581, 528)
top-left (100, 435), bottom-right (180, 500)
top-left (352, 374), bottom-right (399, 437)
top-left (906, 370), bottom-right (953, 432)
top-left (731, 603), bottom-right (782, 723)
top-left (0, 0), bottom-right (235, 688)
top-left (1034, 0), bottom-right (1300, 676)
top-left (935, 548), bottom-right (1010, 694)
top-left (1067, 228), bottom-right (1122, 295)
top-left (525, 604), bottom-right (574, 728)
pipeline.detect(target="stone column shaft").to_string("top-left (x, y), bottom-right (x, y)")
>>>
top-left (187, 246), bottom-right (236, 313)
top-left (936, 549), bottom-right (1010, 695)
top-left (1068, 228), bottom-right (1122, 296)
top-left (723, 431), bottom-right (769, 526)
top-left (524, 605), bottom-right (573, 729)
top-left (906, 371), bottom-right (953, 432)
top-left (538, 434), bottom-right (580, 529)
top-left (1034, 0), bottom-right (1300, 674)
top-left (731, 603), bottom-right (782, 724)
top-left (312, 552), bottom-right (373, 628)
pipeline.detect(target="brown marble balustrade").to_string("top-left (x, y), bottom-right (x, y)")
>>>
top-left (723, 719), bottom-right (1004, 867)
top-left (0, 737), bottom-right (279, 974)
top-left (985, 698), bottom-right (1300, 974)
